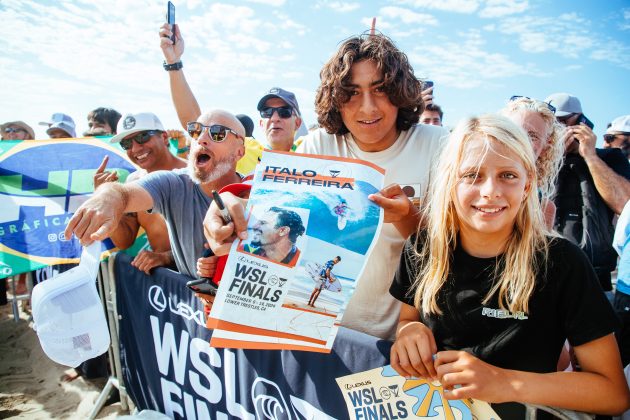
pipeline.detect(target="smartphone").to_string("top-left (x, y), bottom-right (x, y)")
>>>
top-left (186, 247), bottom-right (217, 295)
top-left (577, 114), bottom-right (594, 130)
top-left (167, 1), bottom-right (176, 43)
top-left (424, 80), bottom-right (434, 91)
top-left (186, 277), bottom-right (218, 295)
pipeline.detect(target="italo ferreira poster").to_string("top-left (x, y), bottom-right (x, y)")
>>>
top-left (0, 137), bottom-right (142, 279)
top-left (208, 150), bottom-right (384, 352)
top-left (336, 366), bottom-right (500, 420)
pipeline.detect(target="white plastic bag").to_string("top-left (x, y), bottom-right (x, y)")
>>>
top-left (31, 241), bottom-right (110, 367)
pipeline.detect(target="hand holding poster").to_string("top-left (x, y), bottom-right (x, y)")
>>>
top-left (336, 365), bottom-right (500, 420)
top-left (208, 150), bottom-right (385, 352)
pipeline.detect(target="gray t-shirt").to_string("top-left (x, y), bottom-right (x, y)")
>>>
top-left (137, 168), bottom-right (211, 279)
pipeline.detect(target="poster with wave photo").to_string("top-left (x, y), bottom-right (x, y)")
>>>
top-left (208, 150), bottom-right (384, 352)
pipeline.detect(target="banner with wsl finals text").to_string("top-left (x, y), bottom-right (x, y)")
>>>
top-left (0, 137), bottom-right (140, 279)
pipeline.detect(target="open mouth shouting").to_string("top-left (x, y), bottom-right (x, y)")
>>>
top-left (195, 149), bottom-right (212, 168)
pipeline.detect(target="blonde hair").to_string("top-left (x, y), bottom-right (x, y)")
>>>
top-left (413, 114), bottom-right (551, 316)
top-left (500, 97), bottom-right (565, 199)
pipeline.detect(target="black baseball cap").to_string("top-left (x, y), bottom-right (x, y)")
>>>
top-left (257, 87), bottom-right (301, 116)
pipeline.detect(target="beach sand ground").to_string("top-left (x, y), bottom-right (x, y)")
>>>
top-left (0, 301), bottom-right (128, 419)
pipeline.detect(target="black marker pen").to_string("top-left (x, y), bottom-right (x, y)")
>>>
top-left (212, 190), bottom-right (232, 224)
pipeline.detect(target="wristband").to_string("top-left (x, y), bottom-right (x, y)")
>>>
top-left (176, 145), bottom-right (189, 154)
top-left (163, 61), bottom-right (183, 71)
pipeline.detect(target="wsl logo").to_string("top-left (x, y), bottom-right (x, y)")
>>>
top-left (0, 140), bottom-right (135, 262)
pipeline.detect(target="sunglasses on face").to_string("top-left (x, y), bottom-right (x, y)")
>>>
top-left (120, 130), bottom-right (161, 150)
top-left (4, 127), bottom-right (26, 134)
top-left (186, 122), bottom-right (243, 142)
top-left (509, 96), bottom-right (556, 114)
top-left (260, 106), bottom-right (293, 119)
top-left (604, 133), bottom-right (630, 143)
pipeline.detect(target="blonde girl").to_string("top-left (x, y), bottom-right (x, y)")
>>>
top-left (389, 114), bottom-right (629, 418)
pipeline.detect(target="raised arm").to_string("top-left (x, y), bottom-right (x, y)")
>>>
top-left (64, 182), bottom-right (154, 245)
top-left (159, 23), bottom-right (201, 128)
top-left (571, 124), bottom-right (630, 214)
top-left (436, 334), bottom-right (630, 415)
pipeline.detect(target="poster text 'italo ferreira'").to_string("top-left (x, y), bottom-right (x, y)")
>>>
top-left (262, 166), bottom-right (354, 189)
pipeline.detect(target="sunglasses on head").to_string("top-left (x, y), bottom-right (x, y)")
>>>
top-left (509, 95), bottom-right (556, 114)
top-left (4, 127), bottom-right (26, 134)
top-left (604, 133), bottom-right (630, 143)
top-left (120, 130), bottom-right (161, 150)
top-left (260, 106), bottom-right (293, 119)
top-left (187, 122), bottom-right (243, 142)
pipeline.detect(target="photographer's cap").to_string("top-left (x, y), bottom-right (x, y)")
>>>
top-left (110, 112), bottom-right (165, 144)
top-left (257, 87), bottom-right (301, 116)
top-left (39, 113), bottom-right (76, 138)
top-left (606, 115), bottom-right (630, 135)
top-left (544, 93), bottom-right (582, 117)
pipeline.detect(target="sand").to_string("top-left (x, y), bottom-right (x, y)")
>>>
top-left (0, 301), bottom-right (127, 419)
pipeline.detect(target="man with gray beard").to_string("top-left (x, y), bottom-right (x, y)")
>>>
top-left (64, 110), bottom-right (245, 279)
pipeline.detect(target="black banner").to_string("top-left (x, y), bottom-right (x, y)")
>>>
top-left (116, 253), bottom-right (392, 419)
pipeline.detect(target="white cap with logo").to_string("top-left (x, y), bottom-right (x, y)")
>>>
top-left (110, 112), bottom-right (165, 144)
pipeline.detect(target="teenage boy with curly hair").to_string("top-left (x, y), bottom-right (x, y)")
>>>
top-left (206, 32), bottom-right (448, 340)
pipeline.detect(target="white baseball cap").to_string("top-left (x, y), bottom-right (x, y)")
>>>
top-left (606, 115), bottom-right (630, 135)
top-left (544, 93), bottom-right (583, 118)
top-left (39, 113), bottom-right (76, 138)
top-left (110, 112), bottom-right (165, 144)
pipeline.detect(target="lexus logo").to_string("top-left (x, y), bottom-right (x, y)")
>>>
top-left (148, 285), bottom-right (167, 312)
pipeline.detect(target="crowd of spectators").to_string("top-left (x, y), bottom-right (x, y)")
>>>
top-left (3, 19), bottom-right (630, 418)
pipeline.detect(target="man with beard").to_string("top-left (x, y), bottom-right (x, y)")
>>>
top-left (64, 110), bottom-right (245, 279)
top-left (92, 112), bottom-right (187, 274)
top-left (240, 207), bottom-right (305, 266)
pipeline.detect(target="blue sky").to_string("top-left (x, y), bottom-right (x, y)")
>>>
top-left (1, 0), bottom-right (628, 144)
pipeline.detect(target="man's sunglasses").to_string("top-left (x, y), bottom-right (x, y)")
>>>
top-left (3, 127), bottom-right (26, 134)
top-left (120, 130), bottom-right (161, 150)
top-left (509, 96), bottom-right (556, 114)
top-left (604, 133), bottom-right (630, 143)
top-left (260, 106), bottom-right (293, 119)
top-left (187, 122), bottom-right (243, 142)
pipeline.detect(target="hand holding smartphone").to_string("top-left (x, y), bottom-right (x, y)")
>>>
top-left (186, 247), bottom-right (219, 295)
top-left (577, 114), bottom-right (594, 130)
top-left (167, 1), bottom-right (176, 43)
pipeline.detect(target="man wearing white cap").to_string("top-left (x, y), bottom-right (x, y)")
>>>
top-left (39, 113), bottom-right (76, 139)
top-left (65, 109), bottom-right (246, 279)
top-left (603, 115), bottom-right (630, 159)
top-left (93, 112), bottom-right (187, 274)
top-left (546, 92), bottom-right (630, 291)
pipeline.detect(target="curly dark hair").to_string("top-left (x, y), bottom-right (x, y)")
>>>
top-left (270, 207), bottom-right (305, 243)
top-left (315, 32), bottom-right (423, 135)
